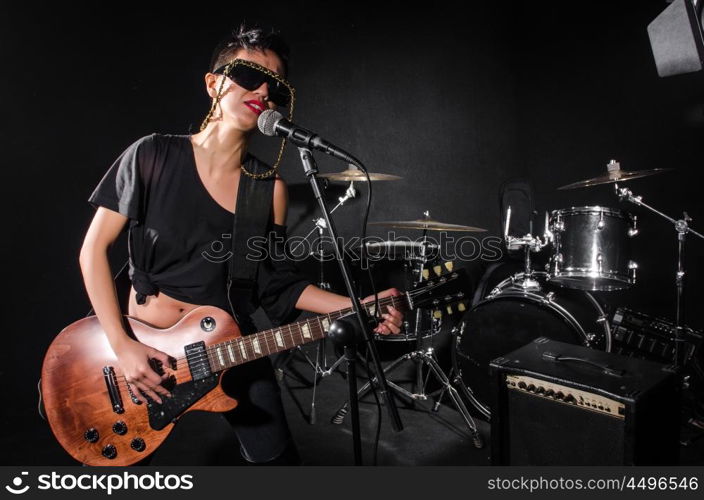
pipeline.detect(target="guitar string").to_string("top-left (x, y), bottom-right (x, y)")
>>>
top-left (111, 283), bottom-right (453, 391)
top-left (109, 281), bottom-right (456, 392)
top-left (116, 296), bottom-right (400, 389)
top-left (110, 294), bottom-right (404, 390)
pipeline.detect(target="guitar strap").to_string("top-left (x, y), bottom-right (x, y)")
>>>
top-left (226, 155), bottom-right (276, 330)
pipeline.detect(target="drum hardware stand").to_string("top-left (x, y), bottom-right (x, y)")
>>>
top-left (276, 182), bottom-right (369, 424)
top-left (445, 321), bottom-right (492, 420)
top-left (503, 206), bottom-right (551, 291)
top-left (332, 215), bottom-right (483, 448)
top-left (615, 183), bottom-right (704, 368)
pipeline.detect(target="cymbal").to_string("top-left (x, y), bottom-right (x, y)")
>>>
top-left (558, 168), bottom-right (672, 190)
top-left (318, 166), bottom-right (402, 182)
top-left (369, 218), bottom-right (486, 232)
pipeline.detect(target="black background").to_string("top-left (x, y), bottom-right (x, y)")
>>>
top-left (2, 1), bottom-right (702, 464)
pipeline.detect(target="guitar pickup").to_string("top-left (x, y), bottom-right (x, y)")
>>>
top-left (103, 366), bottom-right (124, 414)
top-left (185, 342), bottom-right (212, 381)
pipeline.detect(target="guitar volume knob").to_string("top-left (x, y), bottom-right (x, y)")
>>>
top-left (112, 421), bottom-right (128, 435)
top-left (131, 438), bottom-right (146, 452)
top-left (84, 428), bottom-right (99, 443)
top-left (102, 444), bottom-right (117, 459)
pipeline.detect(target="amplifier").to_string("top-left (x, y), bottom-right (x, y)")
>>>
top-left (490, 337), bottom-right (681, 465)
top-left (611, 307), bottom-right (703, 364)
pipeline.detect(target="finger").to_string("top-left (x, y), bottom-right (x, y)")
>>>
top-left (382, 313), bottom-right (402, 328)
top-left (132, 381), bottom-right (162, 404)
top-left (126, 381), bottom-right (146, 404)
top-left (386, 305), bottom-right (401, 316)
top-left (386, 321), bottom-right (401, 334)
top-left (151, 352), bottom-right (173, 376)
top-left (145, 371), bottom-right (172, 398)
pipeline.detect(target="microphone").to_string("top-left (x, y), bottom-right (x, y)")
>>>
top-left (257, 110), bottom-right (359, 165)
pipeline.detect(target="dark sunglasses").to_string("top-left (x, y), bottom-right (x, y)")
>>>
top-left (213, 60), bottom-right (292, 107)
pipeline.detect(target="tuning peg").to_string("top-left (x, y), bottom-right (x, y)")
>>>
top-left (433, 265), bottom-right (442, 276)
top-left (433, 310), bottom-right (443, 320)
top-left (458, 302), bottom-right (466, 312)
top-left (446, 305), bottom-right (453, 315)
top-left (444, 261), bottom-right (454, 272)
top-left (422, 269), bottom-right (430, 280)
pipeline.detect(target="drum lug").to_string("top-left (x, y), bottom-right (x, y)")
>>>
top-left (552, 216), bottom-right (564, 233)
top-left (628, 260), bottom-right (638, 283)
top-left (542, 291), bottom-right (555, 303)
top-left (597, 253), bottom-right (603, 274)
top-left (628, 215), bottom-right (639, 238)
top-left (597, 211), bottom-right (605, 230)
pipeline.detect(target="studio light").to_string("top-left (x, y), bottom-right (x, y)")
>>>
top-left (648, 0), bottom-right (704, 77)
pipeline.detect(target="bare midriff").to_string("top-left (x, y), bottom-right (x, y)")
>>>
top-left (127, 287), bottom-right (200, 329)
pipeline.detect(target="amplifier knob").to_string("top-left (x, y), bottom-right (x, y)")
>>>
top-left (564, 394), bottom-right (575, 403)
top-left (527, 384), bottom-right (536, 392)
top-left (84, 428), bottom-right (99, 443)
top-left (518, 381), bottom-right (527, 390)
top-left (555, 392), bottom-right (565, 400)
top-left (536, 386), bottom-right (545, 395)
top-left (545, 389), bottom-right (555, 397)
top-left (102, 445), bottom-right (117, 460)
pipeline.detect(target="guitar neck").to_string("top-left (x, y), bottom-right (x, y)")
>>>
top-left (206, 295), bottom-right (408, 372)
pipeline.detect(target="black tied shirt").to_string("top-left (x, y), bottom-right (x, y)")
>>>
top-left (88, 134), bottom-right (311, 330)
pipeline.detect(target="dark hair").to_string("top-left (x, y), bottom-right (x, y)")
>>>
top-left (210, 23), bottom-right (290, 76)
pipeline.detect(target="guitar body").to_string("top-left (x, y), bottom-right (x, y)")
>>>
top-left (41, 306), bottom-right (240, 466)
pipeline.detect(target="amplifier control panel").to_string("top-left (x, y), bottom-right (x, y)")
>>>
top-left (505, 375), bottom-right (625, 419)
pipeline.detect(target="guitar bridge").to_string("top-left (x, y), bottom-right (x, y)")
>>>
top-left (102, 366), bottom-right (124, 414)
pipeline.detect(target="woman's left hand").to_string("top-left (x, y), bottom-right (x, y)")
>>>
top-left (361, 288), bottom-right (403, 335)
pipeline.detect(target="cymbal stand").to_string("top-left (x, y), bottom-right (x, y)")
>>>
top-left (332, 213), bottom-right (483, 448)
top-left (276, 183), bottom-right (362, 424)
top-left (615, 184), bottom-right (704, 368)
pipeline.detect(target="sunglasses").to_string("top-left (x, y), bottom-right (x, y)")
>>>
top-left (213, 59), bottom-right (293, 107)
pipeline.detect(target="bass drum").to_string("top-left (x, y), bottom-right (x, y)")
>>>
top-left (453, 271), bottom-right (611, 419)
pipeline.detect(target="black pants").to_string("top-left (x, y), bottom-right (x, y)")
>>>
top-left (219, 357), bottom-right (300, 464)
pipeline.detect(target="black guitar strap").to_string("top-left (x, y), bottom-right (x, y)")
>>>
top-left (226, 155), bottom-right (276, 329)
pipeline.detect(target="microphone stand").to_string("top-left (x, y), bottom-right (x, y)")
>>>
top-left (297, 147), bottom-right (403, 465)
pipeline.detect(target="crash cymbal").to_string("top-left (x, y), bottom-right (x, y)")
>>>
top-left (558, 163), bottom-right (672, 190)
top-left (369, 218), bottom-right (486, 232)
top-left (319, 166), bottom-right (402, 182)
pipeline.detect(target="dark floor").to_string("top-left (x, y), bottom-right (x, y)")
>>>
top-left (12, 324), bottom-right (704, 466)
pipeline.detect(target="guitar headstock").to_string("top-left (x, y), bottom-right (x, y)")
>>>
top-left (409, 261), bottom-right (469, 318)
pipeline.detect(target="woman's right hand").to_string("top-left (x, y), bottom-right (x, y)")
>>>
top-left (113, 338), bottom-right (173, 404)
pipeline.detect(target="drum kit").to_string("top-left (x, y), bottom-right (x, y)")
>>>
top-left (279, 158), bottom-right (703, 439)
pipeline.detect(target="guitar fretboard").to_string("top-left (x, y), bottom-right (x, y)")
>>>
top-left (204, 295), bottom-right (406, 372)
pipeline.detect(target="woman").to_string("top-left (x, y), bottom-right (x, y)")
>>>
top-left (79, 24), bottom-right (402, 465)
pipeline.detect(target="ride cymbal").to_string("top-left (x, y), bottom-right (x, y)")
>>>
top-left (319, 166), bottom-right (402, 182)
top-left (558, 162), bottom-right (672, 190)
top-left (369, 218), bottom-right (486, 232)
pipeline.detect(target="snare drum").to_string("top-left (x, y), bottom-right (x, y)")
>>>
top-left (549, 206), bottom-right (638, 291)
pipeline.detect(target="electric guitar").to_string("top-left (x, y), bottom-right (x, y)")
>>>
top-left (41, 265), bottom-right (468, 465)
